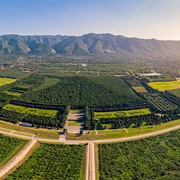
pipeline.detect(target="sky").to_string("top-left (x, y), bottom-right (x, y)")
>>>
top-left (0, 0), bottom-right (180, 40)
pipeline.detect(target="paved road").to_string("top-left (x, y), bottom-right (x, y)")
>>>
top-left (0, 139), bottom-right (37, 178)
top-left (86, 143), bottom-right (96, 180)
top-left (0, 125), bottom-right (180, 179)
top-left (0, 125), bottom-right (180, 144)
top-left (65, 110), bottom-right (84, 133)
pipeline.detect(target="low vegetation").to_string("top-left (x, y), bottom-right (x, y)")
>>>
top-left (3, 104), bottom-right (58, 117)
top-left (168, 89), bottom-right (180, 98)
top-left (94, 108), bottom-right (151, 119)
top-left (148, 81), bottom-right (180, 91)
top-left (0, 135), bottom-right (26, 167)
top-left (7, 143), bottom-right (85, 180)
top-left (98, 130), bottom-right (180, 180)
top-left (0, 78), bottom-right (16, 86)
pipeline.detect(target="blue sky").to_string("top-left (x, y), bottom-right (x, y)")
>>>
top-left (0, 0), bottom-right (180, 40)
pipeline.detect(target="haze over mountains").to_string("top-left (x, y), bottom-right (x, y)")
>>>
top-left (1, 33), bottom-right (180, 57)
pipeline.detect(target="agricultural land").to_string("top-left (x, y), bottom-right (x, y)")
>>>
top-left (6, 143), bottom-right (85, 180)
top-left (98, 130), bottom-right (180, 180)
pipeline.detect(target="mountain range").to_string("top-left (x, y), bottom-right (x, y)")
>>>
top-left (1, 33), bottom-right (180, 57)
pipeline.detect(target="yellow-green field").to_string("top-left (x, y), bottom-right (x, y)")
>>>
top-left (94, 108), bottom-right (151, 119)
top-left (3, 104), bottom-right (58, 117)
top-left (0, 78), bottom-right (16, 86)
top-left (4, 91), bottom-right (22, 97)
top-left (148, 81), bottom-right (180, 91)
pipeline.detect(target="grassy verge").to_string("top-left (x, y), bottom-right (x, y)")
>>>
top-left (94, 143), bottom-right (99, 180)
top-left (67, 119), bottom-right (180, 140)
top-left (98, 119), bottom-right (180, 139)
top-left (0, 120), bottom-right (60, 140)
top-left (80, 144), bottom-right (87, 180)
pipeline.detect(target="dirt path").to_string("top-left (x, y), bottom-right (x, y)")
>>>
top-left (0, 139), bottom-right (37, 178)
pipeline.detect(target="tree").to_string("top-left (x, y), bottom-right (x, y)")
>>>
top-left (80, 130), bottom-right (83, 136)
top-left (63, 128), bottom-right (67, 135)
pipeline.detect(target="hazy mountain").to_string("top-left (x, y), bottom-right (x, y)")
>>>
top-left (1, 33), bottom-right (180, 57)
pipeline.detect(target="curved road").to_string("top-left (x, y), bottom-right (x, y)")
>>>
top-left (0, 125), bottom-right (180, 144)
top-left (0, 125), bottom-right (180, 179)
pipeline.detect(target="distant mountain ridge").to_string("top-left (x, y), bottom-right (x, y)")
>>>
top-left (1, 33), bottom-right (180, 57)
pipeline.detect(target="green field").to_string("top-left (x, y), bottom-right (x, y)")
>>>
top-left (3, 104), bottom-right (58, 117)
top-left (33, 77), bottom-right (60, 91)
top-left (94, 108), bottom-right (151, 119)
top-left (0, 135), bottom-right (26, 167)
top-left (148, 81), bottom-right (180, 91)
top-left (4, 91), bottom-right (22, 97)
top-left (98, 130), bottom-right (180, 180)
top-left (168, 89), bottom-right (180, 98)
top-left (0, 78), bottom-right (16, 86)
top-left (7, 143), bottom-right (85, 180)
top-left (68, 120), bottom-right (83, 126)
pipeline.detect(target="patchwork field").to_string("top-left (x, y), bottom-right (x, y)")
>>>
top-left (94, 108), bottom-right (151, 119)
top-left (148, 81), bottom-right (180, 91)
top-left (0, 135), bottom-right (26, 167)
top-left (3, 104), bottom-right (58, 117)
top-left (7, 144), bottom-right (85, 180)
top-left (98, 130), bottom-right (180, 179)
top-left (0, 78), bottom-right (16, 86)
